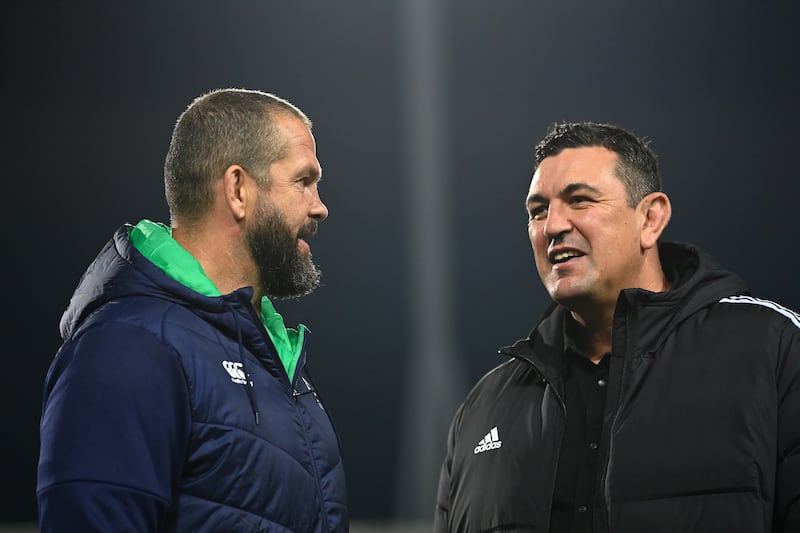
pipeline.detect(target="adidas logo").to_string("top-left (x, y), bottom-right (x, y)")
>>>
top-left (473, 426), bottom-right (502, 454)
top-left (222, 361), bottom-right (248, 385)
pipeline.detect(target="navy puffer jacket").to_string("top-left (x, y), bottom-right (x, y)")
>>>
top-left (38, 225), bottom-right (348, 532)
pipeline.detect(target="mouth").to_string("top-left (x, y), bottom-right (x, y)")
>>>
top-left (549, 249), bottom-right (585, 265)
top-left (297, 220), bottom-right (319, 241)
top-left (296, 221), bottom-right (319, 254)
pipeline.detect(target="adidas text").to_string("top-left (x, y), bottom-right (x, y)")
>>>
top-left (474, 426), bottom-right (502, 454)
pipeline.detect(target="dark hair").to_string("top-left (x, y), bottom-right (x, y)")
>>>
top-left (164, 88), bottom-right (311, 224)
top-left (534, 121), bottom-right (661, 207)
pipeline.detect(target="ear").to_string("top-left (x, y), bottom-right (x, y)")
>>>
top-left (639, 192), bottom-right (672, 250)
top-left (222, 165), bottom-right (249, 222)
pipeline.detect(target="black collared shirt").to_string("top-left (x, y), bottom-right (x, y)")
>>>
top-left (549, 329), bottom-right (610, 533)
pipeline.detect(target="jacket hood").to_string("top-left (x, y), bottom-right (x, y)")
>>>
top-left (59, 225), bottom-right (255, 341)
top-left (503, 241), bottom-right (749, 373)
top-left (624, 241), bottom-right (749, 322)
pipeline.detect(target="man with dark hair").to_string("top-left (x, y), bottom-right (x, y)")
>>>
top-left (435, 121), bottom-right (800, 532)
top-left (37, 88), bottom-right (348, 532)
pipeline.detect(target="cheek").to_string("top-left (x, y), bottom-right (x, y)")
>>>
top-left (594, 226), bottom-right (639, 269)
top-left (282, 205), bottom-right (305, 226)
top-left (528, 227), bottom-right (550, 269)
top-left (609, 219), bottom-right (641, 249)
top-left (528, 224), bottom-right (547, 251)
top-left (527, 222), bottom-right (537, 242)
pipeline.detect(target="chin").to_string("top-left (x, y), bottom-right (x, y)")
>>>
top-left (548, 286), bottom-right (587, 307)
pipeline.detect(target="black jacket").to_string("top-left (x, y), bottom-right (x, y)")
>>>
top-left (435, 242), bottom-right (800, 533)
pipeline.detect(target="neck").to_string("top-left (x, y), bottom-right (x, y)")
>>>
top-left (568, 266), bottom-right (671, 364)
top-left (568, 310), bottom-right (612, 364)
top-left (172, 224), bottom-right (262, 308)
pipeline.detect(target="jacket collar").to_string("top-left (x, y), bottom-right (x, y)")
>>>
top-left (497, 241), bottom-right (749, 382)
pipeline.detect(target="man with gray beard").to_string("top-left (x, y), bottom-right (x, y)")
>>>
top-left (37, 88), bottom-right (348, 532)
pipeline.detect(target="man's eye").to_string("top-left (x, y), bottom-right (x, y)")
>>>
top-left (296, 176), bottom-right (315, 189)
top-left (570, 195), bottom-right (591, 204)
top-left (529, 206), bottom-right (547, 221)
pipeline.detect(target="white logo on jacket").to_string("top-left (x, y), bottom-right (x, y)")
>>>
top-left (222, 361), bottom-right (247, 385)
top-left (474, 426), bottom-right (502, 454)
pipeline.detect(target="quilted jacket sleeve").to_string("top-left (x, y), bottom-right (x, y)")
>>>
top-left (434, 405), bottom-right (462, 533)
top-left (776, 314), bottom-right (800, 532)
top-left (37, 321), bottom-right (192, 532)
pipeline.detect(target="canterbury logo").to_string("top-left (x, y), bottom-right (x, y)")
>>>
top-left (474, 426), bottom-right (502, 454)
top-left (222, 361), bottom-right (247, 385)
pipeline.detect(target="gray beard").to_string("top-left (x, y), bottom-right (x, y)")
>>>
top-left (246, 199), bottom-right (321, 299)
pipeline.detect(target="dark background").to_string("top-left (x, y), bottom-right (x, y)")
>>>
top-left (3, 1), bottom-right (799, 526)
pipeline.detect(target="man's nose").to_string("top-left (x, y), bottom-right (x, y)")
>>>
top-left (543, 202), bottom-right (571, 239)
top-left (310, 188), bottom-right (329, 220)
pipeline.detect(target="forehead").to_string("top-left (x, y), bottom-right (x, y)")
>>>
top-left (275, 114), bottom-right (316, 152)
top-left (273, 115), bottom-right (321, 176)
top-left (528, 146), bottom-right (619, 195)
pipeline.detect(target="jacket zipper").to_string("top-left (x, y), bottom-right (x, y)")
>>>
top-left (290, 334), bottom-right (332, 533)
top-left (508, 352), bottom-right (568, 532)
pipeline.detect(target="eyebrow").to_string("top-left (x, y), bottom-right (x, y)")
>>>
top-left (526, 182), bottom-right (601, 206)
top-left (297, 163), bottom-right (322, 181)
